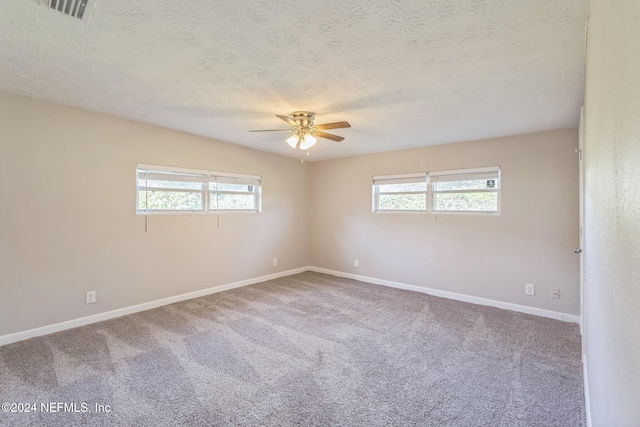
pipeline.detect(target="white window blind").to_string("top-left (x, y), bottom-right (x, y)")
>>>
top-left (372, 173), bottom-right (428, 212)
top-left (137, 164), bottom-right (261, 214)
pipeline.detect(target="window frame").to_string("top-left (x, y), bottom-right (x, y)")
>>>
top-left (430, 166), bottom-right (501, 215)
top-left (372, 173), bottom-right (429, 213)
top-left (208, 173), bottom-right (262, 213)
top-left (136, 164), bottom-right (262, 215)
top-left (371, 166), bottom-right (501, 216)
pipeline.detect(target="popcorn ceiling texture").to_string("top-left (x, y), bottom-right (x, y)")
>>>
top-left (0, 0), bottom-right (588, 160)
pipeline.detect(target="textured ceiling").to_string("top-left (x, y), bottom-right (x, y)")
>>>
top-left (0, 0), bottom-right (589, 161)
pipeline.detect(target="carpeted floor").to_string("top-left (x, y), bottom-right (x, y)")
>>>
top-left (0, 272), bottom-right (585, 426)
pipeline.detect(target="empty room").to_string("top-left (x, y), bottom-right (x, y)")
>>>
top-left (0, 0), bottom-right (638, 426)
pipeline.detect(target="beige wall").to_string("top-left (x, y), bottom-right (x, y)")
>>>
top-left (0, 91), bottom-right (581, 340)
top-left (310, 129), bottom-right (580, 315)
top-left (583, 0), bottom-right (640, 424)
top-left (0, 92), bottom-right (310, 337)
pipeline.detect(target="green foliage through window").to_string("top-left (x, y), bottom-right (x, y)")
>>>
top-left (138, 190), bottom-right (202, 211)
top-left (433, 192), bottom-right (498, 212)
top-left (378, 194), bottom-right (427, 211)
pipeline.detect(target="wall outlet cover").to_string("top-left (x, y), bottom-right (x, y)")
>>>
top-left (85, 291), bottom-right (96, 304)
top-left (525, 284), bottom-right (535, 296)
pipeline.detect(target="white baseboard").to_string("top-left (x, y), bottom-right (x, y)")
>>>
top-left (0, 267), bottom-right (309, 347)
top-left (583, 354), bottom-right (592, 427)
top-left (0, 265), bottom-right (580, 347)
top-left (309, 267), bottom-right (581, 324)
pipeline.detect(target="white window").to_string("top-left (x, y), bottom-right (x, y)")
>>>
top-left (372, 166), bottom-right (501, 215)
top-left (209, 175), bottom-right (261, 212)
top-left (137, 164), bottom-right (261, 214)
top-left (430, 166), bottom-right (500, 214)
top-left (372, 173), bottom-right (428, 213)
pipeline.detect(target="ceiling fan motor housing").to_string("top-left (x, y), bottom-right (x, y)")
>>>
top-left (290, 111), bottom-right (315, 129)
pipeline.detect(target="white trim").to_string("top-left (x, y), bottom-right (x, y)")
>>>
top-left (429, 165), bottom-right (500, 177)
top-left (0, 267), bottom-right (309, 347)
top-left (0, 266), bottom-right (581, 347)
top-left (578, 107), bottom-right (588, 427)
top-left (431, 210), bottom-right (501, 216)
top-left (374, 210), bottom-right (429, 214)
top-left (135, 210), bottom-right (259, 216)
top-left (135, 210), bottom-right (207, 215)
top-left (308, 267), bottom-right (581, 323)
top-left (583, 354), bottom-right (592, 427)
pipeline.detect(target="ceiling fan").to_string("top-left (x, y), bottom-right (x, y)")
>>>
top-left (250, 111), bottom-right (351, 150)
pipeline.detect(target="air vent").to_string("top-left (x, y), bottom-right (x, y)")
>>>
top-left (46, 0), bottom-right (97, 21)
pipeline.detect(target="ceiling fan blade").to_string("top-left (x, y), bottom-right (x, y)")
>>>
top-left (315, 131), bottom-right (345, 142)
top-left (276, 114), bottom-right (299, 127)
top-left (249, 129), bottom-right (293, 132)
top-left (314, 121), bottom-right (351, 130)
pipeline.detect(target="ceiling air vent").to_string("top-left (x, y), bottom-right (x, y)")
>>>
top-left (46, 0), bottom-right (97, 22)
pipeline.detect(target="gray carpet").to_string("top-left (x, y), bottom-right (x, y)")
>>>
top-left (0, 272), bottom-right (585, 426)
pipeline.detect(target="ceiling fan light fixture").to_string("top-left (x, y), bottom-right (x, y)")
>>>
top-left (299, 134), bottom-right (317, 150)
top-left (286, 134), bottom-right (299, 148)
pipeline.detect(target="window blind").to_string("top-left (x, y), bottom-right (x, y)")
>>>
top-left (430, 169), bottom-right (500, 184)
top-left (372, 173), bottom-right (427, 186)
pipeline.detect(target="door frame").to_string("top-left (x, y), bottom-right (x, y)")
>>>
top-left (579, 106), bottom-right (585, 340)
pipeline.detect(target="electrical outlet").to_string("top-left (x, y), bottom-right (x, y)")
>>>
top-left (525, 284), bottom-right (535, 296)
top-left (551, 288), bottom-right (560, 299)
top-left (354, 259), bottom-right (359, 268)
top-left (85, 291), bottom-right (96, 304)
top-left (272, 258), bottom-right (278, 267)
